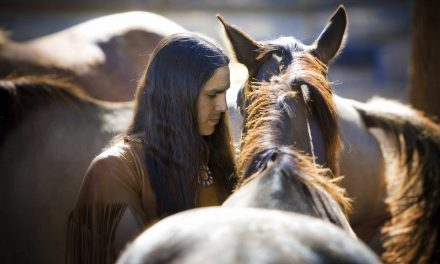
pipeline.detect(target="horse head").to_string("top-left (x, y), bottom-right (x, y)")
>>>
top-left (218, 5), bottom-right (346, 175)
top-left (220, 57), bottom-right (352, 233)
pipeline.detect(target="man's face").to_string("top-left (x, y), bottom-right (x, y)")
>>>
top-left (196, 66), bottom-right (230, 136)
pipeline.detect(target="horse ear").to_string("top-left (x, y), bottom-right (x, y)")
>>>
top-left (217, 15), bottom-right (261, 69)
top-left (312, 5), bottom-right (348, 64)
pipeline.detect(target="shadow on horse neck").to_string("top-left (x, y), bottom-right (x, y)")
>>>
top-left (224, 68), bottom-right (352, 234)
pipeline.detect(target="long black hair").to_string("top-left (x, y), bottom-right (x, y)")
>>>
top-left (126, 33), bottom-right (236, 216)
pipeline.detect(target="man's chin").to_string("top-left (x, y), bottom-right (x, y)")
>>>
top-left (199, 126), bottom-right (215, 136)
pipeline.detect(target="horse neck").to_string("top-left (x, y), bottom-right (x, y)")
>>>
top-left (228, 147), bottom-right (354, 235)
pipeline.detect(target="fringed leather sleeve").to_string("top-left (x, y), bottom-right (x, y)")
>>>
top-left (66, 203), bottom-right (128, 264)
top-left (66, 141), bottom-right (153, 263)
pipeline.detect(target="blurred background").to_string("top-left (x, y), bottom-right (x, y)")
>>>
top-left (0, 0), bottom-right (412, 103)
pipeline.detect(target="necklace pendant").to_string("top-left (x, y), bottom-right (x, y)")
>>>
top-left (198, 165), bottom-right (213, 187)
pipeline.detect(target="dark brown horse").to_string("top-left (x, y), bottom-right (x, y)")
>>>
top-left (0, 11), bottom-right (187, 101)
top-left (0, 76), bottom-right (133, 263)
top-left (117, 54), bottom-right (381, 264)
top-left (219, 5), bottom-right (440, 263)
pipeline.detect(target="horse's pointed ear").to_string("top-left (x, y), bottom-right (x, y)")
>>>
top-left (217, 14), bottom-right (261, 69)
top-left (312, 5), bottom-right (348, 64)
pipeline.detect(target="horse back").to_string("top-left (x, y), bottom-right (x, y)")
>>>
top-left (0, 11), bottom-right (187, 101)
top-left (117, 207), bottom-right (381, 264)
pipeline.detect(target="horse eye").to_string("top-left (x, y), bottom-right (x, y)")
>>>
top-left (273, 51), bottom-right (284, 60)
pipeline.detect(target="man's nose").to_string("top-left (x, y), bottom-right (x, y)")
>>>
top-left (216, 93), bottom-right (228, 112)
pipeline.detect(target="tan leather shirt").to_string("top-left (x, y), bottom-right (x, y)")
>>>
top-left (67, 139), bottom-right (229, 263)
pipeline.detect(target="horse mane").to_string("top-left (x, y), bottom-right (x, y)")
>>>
top-left (357, 97), bottom-right (440, 263)
top-left (237, 57), bottom-right (350, 218)
top-left (0, 75), bottom-right (100, 146)
top-left (240, 146), bottom-right (351, 219)
top-left (237, 79), bottom-right (285, 174)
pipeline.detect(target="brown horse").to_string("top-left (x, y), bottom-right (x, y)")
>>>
top-left (223, 67), bottom-right (351, 231)
top-left (117, 68), bottom-right (381, 264)
top-left (0, 11), bottom-right (187, 101)
top-left (0, 76), bottom-right (133, 263)
top-left (219, 5), bottom-right (440, 263)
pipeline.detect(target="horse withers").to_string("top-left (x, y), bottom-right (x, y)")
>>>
top-left (218, 5), bottom-right (440, 263)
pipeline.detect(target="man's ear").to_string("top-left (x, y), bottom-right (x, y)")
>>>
top-left (217, 15), bottom-right (262, 70)
top-left (311, 5), bottom-right (348, 64)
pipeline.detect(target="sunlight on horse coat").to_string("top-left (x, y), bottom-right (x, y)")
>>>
top-left (117, 207), bottom-right (381, 264)
top-left (0, 12), bottom-right (187, 101)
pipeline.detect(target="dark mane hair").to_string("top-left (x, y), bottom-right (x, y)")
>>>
top-left (126, 33), bottom-right (236, 217)
top-left (240, 51), bottom-right (342, 176)
top-left (0, 75), bottom-right (97, 146)
top-left (237, 56), bottom-right (350, 217)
